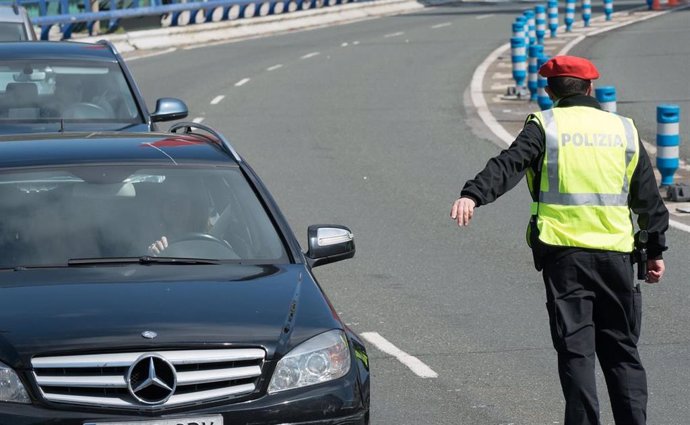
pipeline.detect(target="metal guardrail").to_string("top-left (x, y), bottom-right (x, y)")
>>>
top-left (2, 0), bottom-right (354, 40)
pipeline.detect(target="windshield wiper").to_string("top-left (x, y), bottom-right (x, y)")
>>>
top-left (67, 257), bottom-right (222, 266)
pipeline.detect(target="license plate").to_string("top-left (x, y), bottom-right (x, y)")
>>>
top-left (84, 415), bottom-right (223, 425)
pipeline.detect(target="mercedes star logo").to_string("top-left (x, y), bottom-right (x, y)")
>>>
top-left (127, 354), bottom-right (177, 405)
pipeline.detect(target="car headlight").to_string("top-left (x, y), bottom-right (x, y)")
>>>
top-left (0, 361), bottom-right (30, 403)
top-left (268, 330), bottom-right (351, 394)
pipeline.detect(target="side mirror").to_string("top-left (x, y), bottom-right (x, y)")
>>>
top-left (306, 225), bottom-right (355, 268)
top-left (150, 97), bottom-right (188, 122)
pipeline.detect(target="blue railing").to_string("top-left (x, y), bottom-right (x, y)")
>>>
top-left (4, 0), bottom-right (348, 40)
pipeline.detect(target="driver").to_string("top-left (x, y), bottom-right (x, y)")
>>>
top-left (146, 182), bottom-right (212, 256)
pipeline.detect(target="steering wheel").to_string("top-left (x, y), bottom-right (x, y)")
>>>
top-left (163, 232), bottom-right (238, 259)
top-left (169, 232), bottom-right (232, 247)
top-left (63, 102), bottom-right (109, 119)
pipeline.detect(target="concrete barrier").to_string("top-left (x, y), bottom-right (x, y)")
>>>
top-left (77, 0), bottom-right (422, 52)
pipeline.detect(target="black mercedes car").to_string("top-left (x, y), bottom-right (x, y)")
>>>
top-left (0, 124), bottom-right (370, 424)
top-left (0, 41), bottom-right (188, 134)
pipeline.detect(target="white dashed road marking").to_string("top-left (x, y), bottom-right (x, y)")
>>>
top-left (476, 14), bottom-right (494, 19)
top-left (431, 22), bottom-right (451, 29)
top-left (235, 78), bottom-right (250, 87)
top-left (361, 332), bottom-right (438, 379)
top-left (267, 64), bottom-right (283, 71)
top-left (384, 31), bottom-right (404, 38)
top-left (301, 52), bottom-right (320, 59)
top-left (210, 95), bottom-right (225, 105)
top-left (192, 117), bottom-right (205, 123)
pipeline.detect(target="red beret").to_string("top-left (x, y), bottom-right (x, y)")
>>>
top-left (539, 56), bottom-right (600, 80)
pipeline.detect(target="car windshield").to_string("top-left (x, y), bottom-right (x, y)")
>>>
top-left (0, 22), bottom-right (26, 41)
top-left (0, 60), bottom-right (143, 133)
top-left (0, 165), bottom-right (289, 268)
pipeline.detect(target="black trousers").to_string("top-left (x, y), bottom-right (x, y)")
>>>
top-left (542, 250), bottom-right (647, 425)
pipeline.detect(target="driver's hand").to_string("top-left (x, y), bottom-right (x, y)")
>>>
top-left (148, 236), bottom-right (168, 255)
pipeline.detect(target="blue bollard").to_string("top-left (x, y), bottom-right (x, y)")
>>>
top-left (604, 0), bottom-right (613, 20)
top-left (521, 17), bottom-right (530, 48)
top-left (548, 0), bottom-right (559, 37)
top-left (514, 16), bottom-right (529, 49)
top-left (512, 21), bottom-right (525, 40)
top-left (656, 105), bottom-right (681, 186)
top-left (535, 5), bottom-right (547, 44)
top-left (565, 0), bottom-right (576, 32)
top-left (537, 55), bottom-right (553, 110)
top-left (511, 37), bottom-right (528, 95)
top-left (595, 86), bottom-right (617, 113)
top-left (582, 0), bottom-right (591, 27)
top-left (528, 44), bottom-right (543, 101)
top-left (523, 10), bottom-right (536, 45)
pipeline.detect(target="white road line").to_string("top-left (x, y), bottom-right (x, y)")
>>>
top-left (384, 31), bottom-right (404, 38)
top-left (476, 14), bottom-right (494, 20)
top-left (431, 22), bottom-right (451, 29)
top-left (192, 117), bottom-right (205, 123)
top-left (492, 72), bottom-right (513, 80)
top-left (670, 220), bottom-right (690, 233)
top-left (361, 332), bottom-right (438, 379)
top-left (353, 41), bottom-right (360, 45)
top-left (126, 47), bottom-right (177, 62)
top-left (210, 95), bottom-right (225, 105)
top-left (301, 51), bottom-right (320, 59)
top-left (235, 78), bottom-right (250, 87)
top-left (341, 42), bottom-right (349, 47)
top-left (470, 42), bottom-right (515, 146)
top-left (267, 64), bottom-right (283, 71)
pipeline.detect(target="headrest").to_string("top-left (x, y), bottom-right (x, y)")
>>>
top-left (5, 83), bottom-right (39, 103)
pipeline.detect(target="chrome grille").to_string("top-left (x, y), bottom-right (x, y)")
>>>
top-left (32, 349), bottom-right (265, 409)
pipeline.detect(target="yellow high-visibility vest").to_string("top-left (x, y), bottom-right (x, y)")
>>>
top-left (525, 106), bottom-right (640, 252)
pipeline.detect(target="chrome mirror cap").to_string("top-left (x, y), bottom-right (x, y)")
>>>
top-left (150, 98), bottom-right (188, 122)
top-left (306, 225), bottom-right (355, 268)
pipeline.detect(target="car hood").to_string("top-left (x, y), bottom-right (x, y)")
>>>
top-left (0, 264), bottom-right (341, 368)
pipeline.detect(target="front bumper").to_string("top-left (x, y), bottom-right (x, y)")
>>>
top-left (0, 375), bottom-right (368, 425)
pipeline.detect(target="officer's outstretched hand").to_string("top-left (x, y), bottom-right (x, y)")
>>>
top-left (450, 197), bottom-right (476, 227)
top-left (646, 259), bottom-right (665, 284)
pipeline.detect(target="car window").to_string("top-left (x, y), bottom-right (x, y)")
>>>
top-left (0, 165), bottom-right (289, 268)
top-left (0, 60), bottom-right (143, 127)
top-left (0, 22), bottom-right (26, 41)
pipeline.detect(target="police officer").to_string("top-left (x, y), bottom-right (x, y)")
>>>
top-left (449, 56), bottom-right (669, 425)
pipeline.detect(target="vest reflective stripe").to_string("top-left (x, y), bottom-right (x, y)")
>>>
top-left (539, 109), bottom-right (637, 206)
top-left (529, 106), bottom-right (640, 252)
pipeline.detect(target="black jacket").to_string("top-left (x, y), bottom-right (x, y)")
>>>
top-left (460, 94), bottom-right (669, 259)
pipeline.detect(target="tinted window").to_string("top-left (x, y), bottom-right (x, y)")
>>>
top-left (0, 22), bottom-right (26, 41)
top-left (0, 166), bottom-right (288, 267)
top-left (0, 60), bottom-right (143, 131)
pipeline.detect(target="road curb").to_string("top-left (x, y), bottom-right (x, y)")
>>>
top-left (76, 0), bottom-right (424, 52)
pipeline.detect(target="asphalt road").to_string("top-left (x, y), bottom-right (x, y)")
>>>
top-left (128, 3), bottom-right (690, 423)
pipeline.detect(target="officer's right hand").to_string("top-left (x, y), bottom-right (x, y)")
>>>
top-left (450, 197), bottom-right (476, 227)
top-left (645, 259), bottom-right (665, 284)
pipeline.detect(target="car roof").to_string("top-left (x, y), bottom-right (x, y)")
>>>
top-left (0, 5), bottom-right (24, 23)
top-left (0, 41), bottom-right (118, 62)
top-left (0, 132), bottom-right (240, 168)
